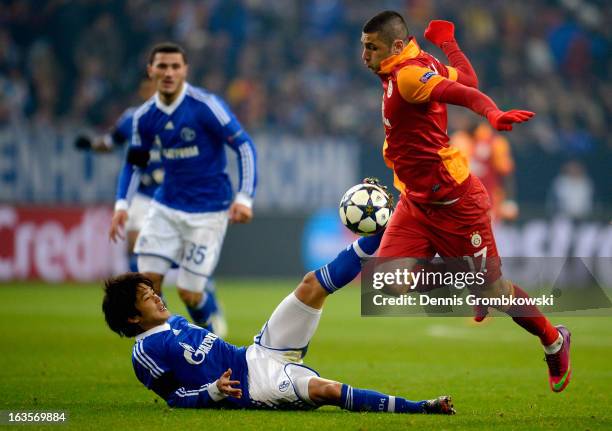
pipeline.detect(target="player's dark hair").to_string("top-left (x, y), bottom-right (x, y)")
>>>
top-left (148, 42), bottom-right (188, 64)
top-left (102, 273), bottom-right (154, 337)
top-left (363, 10), bottom-right (409, 46)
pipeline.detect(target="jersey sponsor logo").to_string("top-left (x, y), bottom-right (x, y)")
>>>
top-left (149, 149), bottom-right (162, 162)
top-left (179, 332), bottom-right (219, 365)
top-left (180, 127), bottom-right (196, 142)
top-left (470, 232), bottom-right (483, 247)
top-left (420, 71), bottom-right (437, 83)
top-left (278, 380), bottom-right (290, 392)
top-left (386, 79), bottom-right (393, 98)
top-left (162, 145), bottom-right (199, 159)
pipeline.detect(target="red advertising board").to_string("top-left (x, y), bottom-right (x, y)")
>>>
top-left (0, 206), bottom-right (127, 282)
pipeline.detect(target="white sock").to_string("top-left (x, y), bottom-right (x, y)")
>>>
top-left (544, 333), bottom-right (563, 354)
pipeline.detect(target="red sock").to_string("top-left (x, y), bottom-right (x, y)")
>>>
top-left (506, 285), bottom-right (559, 346)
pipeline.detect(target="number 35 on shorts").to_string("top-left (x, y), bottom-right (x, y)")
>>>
top-left (183, 241), bottom-right (207, 266)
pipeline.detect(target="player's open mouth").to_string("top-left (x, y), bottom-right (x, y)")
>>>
top-left (159, 304), bottom-right (167, 312)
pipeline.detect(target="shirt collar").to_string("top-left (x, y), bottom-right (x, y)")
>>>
top-left (135, 322), bottom-right (171, 341)
top-left (378, 37), bottom-right (421, 76)
top-left (154, 82), bottom-right (188, 115)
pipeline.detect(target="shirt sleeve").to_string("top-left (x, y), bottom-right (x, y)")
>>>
top-left (446, 66), bottom-right (458, 82)
top-left (396, 65), bottom-right (449, 104)
top-left (114, 108), bottom-right (152, 209)
top-left (111, 109), bottom-right (134, 146)
top-left (132, 338), bottom-right (227, 409)
top-left (200, 95), bottom-right (257, 207)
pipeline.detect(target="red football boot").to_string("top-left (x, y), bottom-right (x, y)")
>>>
top-left (545, 325), bottom-right (572, 392)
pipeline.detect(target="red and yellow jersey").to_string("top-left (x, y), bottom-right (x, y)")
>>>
top-left (451, 123), bottom-right (514, 212)
top-left (378, 37), bottom-right (470, 203)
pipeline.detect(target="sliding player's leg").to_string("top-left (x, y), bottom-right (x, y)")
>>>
top-left (255, 232), bottom-right (384, 354)
top-left (303, 376), bottom-right (454, 414)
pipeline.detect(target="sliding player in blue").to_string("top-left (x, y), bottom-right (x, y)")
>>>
top-left (102, 232), bottom-right (455, 414)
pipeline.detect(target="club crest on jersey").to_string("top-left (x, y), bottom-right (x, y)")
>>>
top-left (470, 232), bottom-right (483, 247)
top-left (179, 332), bottom-right (218, 365)
top-left (181, 127), bottom-right (196, 142)
top-left (420, 71), bottom-right (437, 83)
top-left (386, 79), bottom-right (393, 97)
top-left (278, 380), bottom-right (290, 392)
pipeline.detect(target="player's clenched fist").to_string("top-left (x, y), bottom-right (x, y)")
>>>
top-left (216, 368), bottom-right (242, 398)
top-left (424, 20), bottom-right (455, 47)
top-left (109, 210), bottom-right (128, 242)
top-left (229, 202), bottom-right (253, 224)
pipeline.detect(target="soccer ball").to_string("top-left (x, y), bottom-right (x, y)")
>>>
top-left (339, 181), bottom-right (394, 236)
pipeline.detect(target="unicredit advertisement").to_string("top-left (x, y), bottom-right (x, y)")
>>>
top-left (0, 206), bottom-right (127, 282)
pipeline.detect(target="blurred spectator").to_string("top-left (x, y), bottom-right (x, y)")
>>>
top-left (0, 0), bottom-right (609, 208)
top-left (548, 160), bottom-right (594, 220)
top-left (451, 122), bottom-right (519, 222)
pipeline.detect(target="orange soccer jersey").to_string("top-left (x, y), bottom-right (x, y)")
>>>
top-left (451, 123), bottom-right (515, 215)
top-left (379, 37), bottom-right (471, 203)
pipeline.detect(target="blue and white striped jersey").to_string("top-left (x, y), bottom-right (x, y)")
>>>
top-left (115, 83), bottom-right (257, 213)
top-left (132, 315), bottom-right (250, 409)
top-left (113, 108), bottom-right (162, 199)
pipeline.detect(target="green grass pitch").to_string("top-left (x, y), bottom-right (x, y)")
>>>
top-left (1, 280), bottom-right (611, 430)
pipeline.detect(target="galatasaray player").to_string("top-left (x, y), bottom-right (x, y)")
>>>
top-left (359, 11), bottom-right (571, 392)
top-left (451, 122), bottom-right (519, 222)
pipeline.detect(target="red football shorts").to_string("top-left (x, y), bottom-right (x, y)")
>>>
top-left (378, 176), bottom-right (502, 283)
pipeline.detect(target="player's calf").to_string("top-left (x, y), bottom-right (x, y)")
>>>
top-left (314, 232), bottom-right (383, 295)
top-left (307, 377), bottom-right (455, 414)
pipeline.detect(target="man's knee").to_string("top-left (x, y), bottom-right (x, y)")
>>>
top-left (296, 271), bottom-right (320, 294)
top-left (293, 271), bottom-right (327, 309)
top-left (308, 378), bottom-right (342, 404)
top-left (177, 288), bottom-right (203, 308)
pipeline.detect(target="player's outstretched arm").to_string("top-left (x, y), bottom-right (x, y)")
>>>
top-left (430, 80), bottom-right (535, 131)
top-left (424, 20), bottom-right (478, 88)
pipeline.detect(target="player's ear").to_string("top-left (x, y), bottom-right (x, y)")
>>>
top-left (391, 39), bottom-right (405, 55)
top-left (146, 64), bottom-right (154, 80)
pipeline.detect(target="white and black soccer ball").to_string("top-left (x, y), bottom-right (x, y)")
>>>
top-left (339, 182), bottom-right (394, 236)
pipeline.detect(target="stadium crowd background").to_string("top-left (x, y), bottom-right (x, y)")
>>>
top-left (1, 0), bottom-right (610, 209)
